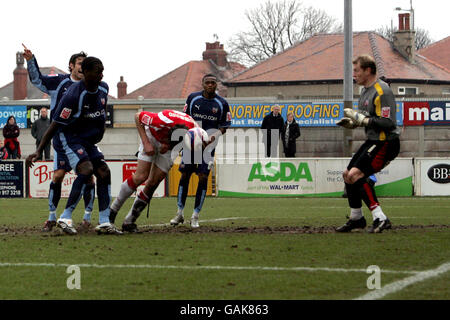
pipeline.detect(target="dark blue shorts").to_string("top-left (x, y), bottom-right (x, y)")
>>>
top-left (178, 162), bottom-right (210, 175)
top-left (178, 147), bottom-right (214, 175)
top-left (52, 133), bottom-right (104, 172)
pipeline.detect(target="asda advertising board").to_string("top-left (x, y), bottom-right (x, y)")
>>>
top-left (216, 158), bottom-right (413, 197)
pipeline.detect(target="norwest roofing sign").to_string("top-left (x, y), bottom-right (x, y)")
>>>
top-left (229, 102), bottom-right (403, 127)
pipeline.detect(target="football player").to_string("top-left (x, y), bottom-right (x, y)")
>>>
top-left (336, 54), bottom-right (400, 233)
top-left (170, 74), bottom-right (231, 228)
top-left (26, 57), bottom-right (121, 235)
top-left (23, 45), bottom-right (95, 231)
top-left (109, 110), bottom-right (202, 233)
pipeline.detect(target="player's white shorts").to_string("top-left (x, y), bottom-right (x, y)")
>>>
top-left (137, 129), bottom-right (173, 173)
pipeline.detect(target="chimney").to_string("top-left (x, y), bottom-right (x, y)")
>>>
top-left (393, 13), bottom-right (415, 63)
top-left (117, 76), bottom-right (127, 99)
top-left (13, 52), bottom-right (28, 100)
top-left (202, 41), bottom-right (228, 67)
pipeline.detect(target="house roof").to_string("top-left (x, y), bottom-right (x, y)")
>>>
top-left (224, 32), bottom-right (450, 86)
top-left (122, 60), bottom-right (246, 99)
top-left (0, 66), bottom-right (67, 100)
top-left (417, 36), bottom-right (450, 71)
top-left (0, 66), bottom-right (117, 101)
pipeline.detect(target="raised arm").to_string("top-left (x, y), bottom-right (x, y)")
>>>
top-left (23, 43), bottom-right (64, 95)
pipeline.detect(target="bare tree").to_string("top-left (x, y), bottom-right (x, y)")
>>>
top-left (227, 0), bottom-right (342, 66)
top-left (375, 25), bottom-right (433, 50)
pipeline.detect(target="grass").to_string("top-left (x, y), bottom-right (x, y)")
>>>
top-left (0, 197), bottom-right (449, 301)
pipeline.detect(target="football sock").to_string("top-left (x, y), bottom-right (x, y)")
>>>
top-left (361, 181), bottom-right (380, 211)
top-left (345, 182), bottom-right (363, 209)
top-left (83, 211), bottom-right (92, 222)
top-left (48, 181), bottom-right (62, 221)
top-left (193, 178), bottom-right (208, 215)
top-left (60, 174), bottom-right (90, 220)
top-left (83, 181), bottom-right (95, 214)
top-left (177, 173), bottom-right (192, 213)
top-left (124, 191), bottom-right (149, 224)
top-left (111, 176), bottom-right (137, 212)
top-left (96, 171), bottom-right (112, 225)
top-left (371, 206), bottom-right (387, 221)
top-left (350, 208), bottom-right (363, 220)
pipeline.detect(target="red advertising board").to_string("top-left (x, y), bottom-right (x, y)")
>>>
top-left (404, 101), bottom-right (450, 126)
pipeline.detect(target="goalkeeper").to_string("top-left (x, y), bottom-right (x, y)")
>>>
top-left (335, 54), bottom-right (400, 233)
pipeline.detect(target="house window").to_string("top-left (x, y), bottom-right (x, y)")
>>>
top-left (398, 87), bottom-right (418, 95)
top-left (443, 88), bottom-right (450, 95)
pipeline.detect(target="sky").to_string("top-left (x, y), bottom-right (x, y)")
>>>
top-left (1, 0), bottom-right (448, 98)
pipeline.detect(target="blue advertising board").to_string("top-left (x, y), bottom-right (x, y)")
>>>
top-left (0, 106), bottom-right (28, 128)
top-left (229, 102), bottom-right (403, 127)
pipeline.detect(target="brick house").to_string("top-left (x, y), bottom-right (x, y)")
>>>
top-left (118, 41), bottom-right (246, 99)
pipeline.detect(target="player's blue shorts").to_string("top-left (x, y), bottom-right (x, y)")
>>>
top-left (52, 132), bottom-right (104, 172)
top-left (178, 148), bottom-right (214, 175)
top-left (179, 162), bottom-right (210, 175)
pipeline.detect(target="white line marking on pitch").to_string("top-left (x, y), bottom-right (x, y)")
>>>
top-left (0, 262), bottom-right (420, 275)
top-left (355, 261), bottom-right (450, 300)
top-left (140, 216), bottom-right (249, 228)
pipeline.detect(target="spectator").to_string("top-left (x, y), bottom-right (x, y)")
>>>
top-left (31, 107), bottom-right (51, 160)
top-left (3, 116), bottom-right (21, 159)
top-left (281, 112), bottom-right (300, 157)
top-left (0, 140), bottom-right (9, 160)
top-left (261, 104), bottom-right (284, 157)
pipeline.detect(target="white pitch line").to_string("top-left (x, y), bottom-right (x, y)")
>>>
top-left (0, 262), bottom-right (420, 275)
top-left (305, 216), bottom-right (447, 219)
top-left (297, 206), bottom-right (450, 209)
top-left (355, 261), bottom-right (450, 300)
top-left (140, 216), bottom-right (249, 228)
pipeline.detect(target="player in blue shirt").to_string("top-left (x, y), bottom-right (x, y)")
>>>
top-left (23, 45), bottom-right (95, 232)
top-left (26, 57), bottom-right (122, 235)
top-left (170, 74), bottom-right (231, 228)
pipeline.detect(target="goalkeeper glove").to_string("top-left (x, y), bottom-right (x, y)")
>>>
top-left (344, 109), bottom-right (370, 126)
top-left (336, 117), bottom-right (358, 129)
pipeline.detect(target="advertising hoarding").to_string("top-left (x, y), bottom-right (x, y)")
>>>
top-left (0, 160), bottom-right (25, 198)
top-left (216, 158), bottom-right (412, 197)
top-left (414, 158), bottom-right (450, 195)
top-left (229, 102), bottom-right (403, 127)
top-left (28, 160), bottom-right (165, 198)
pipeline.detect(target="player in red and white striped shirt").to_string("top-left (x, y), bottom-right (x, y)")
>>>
top-left (109, 110), bottom-right (197, 233)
